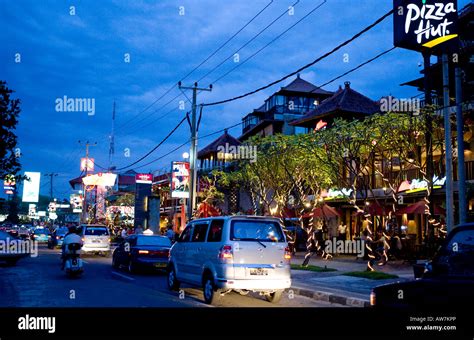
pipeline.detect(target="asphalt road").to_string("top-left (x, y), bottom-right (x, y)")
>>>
top-left (0, 245), bottom-right (338, 308)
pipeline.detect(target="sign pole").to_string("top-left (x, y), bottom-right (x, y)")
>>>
top-left (455, 66), bottom-right (467, 224)
top-left (442, 53), bottom-right (454, 233)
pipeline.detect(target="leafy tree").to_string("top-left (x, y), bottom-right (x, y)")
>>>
top-left (0, 81), bottom-right (21, 180)
top-left (116, 193), bottom-right (135, 207)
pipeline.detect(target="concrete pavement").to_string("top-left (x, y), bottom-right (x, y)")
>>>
top-left (288, 252), bottom-right (415, 307)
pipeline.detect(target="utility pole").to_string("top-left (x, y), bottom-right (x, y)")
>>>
top-left (44, 173), bottom-right (58, 201)
top-left (455, 67), bottom-right (467, 225)
top-left (442, 54), bottom-right (454, 233)
top-left (178, 82), bottom-right (212, 221)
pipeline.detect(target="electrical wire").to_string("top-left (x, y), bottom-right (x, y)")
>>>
top-left (196, 0), bottom-right (301, 84)
top-left (114, 1), bottom-right (274, 132)
top-left (202, 8), bottom-right (395, 107)
top-left (113, 115), bottom-right (188, 171)
top-left (211, 0), bottom-right (327, 85)
top-left (179, 0), bottom-right (274, 83)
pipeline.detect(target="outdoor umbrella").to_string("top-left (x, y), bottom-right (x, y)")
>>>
top-left (301, 204), bottom-right (341, 219)
top-left (352, 203), bottom-right (391, 216)
top-left (395, 200), bottom-right (446, 216)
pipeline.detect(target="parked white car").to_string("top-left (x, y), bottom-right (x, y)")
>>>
top-left (167, 216), bottom-right (292, 304)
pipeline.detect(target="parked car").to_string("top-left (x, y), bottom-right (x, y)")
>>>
top-left (370, 223), bottom-right (474, 308)
top-left (112, 234), bottom-right (171, 273)
top-left (0, 230), bottom-right (29, 266)
top-left (3, 225), bottom-right (19, 238)
top-left (78, 224), bottom-right (111, 256)
top-left (48, 227), bottom-right (69, 249)
top-left (167, 216), bottom-right (292, 304)
top-left (17, 226), bottom-right (31, 240)
top-left (32, 227), bottom-right (50, 243)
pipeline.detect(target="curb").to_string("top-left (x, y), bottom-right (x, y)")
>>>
top-left (286, 287), bottom-right (370, 307)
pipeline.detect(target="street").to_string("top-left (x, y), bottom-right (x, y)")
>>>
top-left (0, 245), bottom-right (337, 308)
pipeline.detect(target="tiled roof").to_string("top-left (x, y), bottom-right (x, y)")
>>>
top-left (290, 81), bottom-right (379, 126)
top-left (279, 74), bottom-right (332, 95)
top-left (198, 130), bottom-right (241, 158)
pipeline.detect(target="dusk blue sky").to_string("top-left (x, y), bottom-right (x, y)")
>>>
top-left (2, 0), bottom-right (470, 200)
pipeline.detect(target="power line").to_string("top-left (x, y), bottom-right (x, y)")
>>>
top-left (211, 0), bottom-right (327, 85)
top-left (114, 2), bottom-right (274, 132)
top-left (196, 0), bottom-right (301, 84)
top-left (196, 47), bottom-right (398, 140)
top-left (312, 46), bottom-right (397, 91)
top-left (202, 8), bottom-right (394, 107)
top-left (113, 115), bottom-right (188, 171)
top-left (132, 140), bottom-right (191, 171)
top-left (179, 0), bottom-right (274, 83)
top-left (117, 90), bottom-right (185, 134)
top-left (112, 44), bottom-right (408, 172)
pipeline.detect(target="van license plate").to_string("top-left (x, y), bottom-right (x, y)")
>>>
top-left (154, 263), bottom-right (167, 268)
top-left (250, 268), bottom-right (268, 276)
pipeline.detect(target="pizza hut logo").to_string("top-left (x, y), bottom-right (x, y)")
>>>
top-left (404, 2), bottom-right (457, 45)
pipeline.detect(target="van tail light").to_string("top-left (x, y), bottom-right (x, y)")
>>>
top-left (284, 246), bottom-right (292, 260)
top-left (218, 245), bottom-right (233, 260)
top-left (81, 237), bottom-right (85, 242)
top-left (138, 250), bottom-right (149, 255)
top-left (370, 291), bottom-right (376, 306)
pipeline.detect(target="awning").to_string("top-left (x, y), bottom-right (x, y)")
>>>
top-left (301, 204), bottom-right (341, 219)
top-left (395, 200), bottom-right (446, 216)
top-left (352, 203), bottom-right (391, 216)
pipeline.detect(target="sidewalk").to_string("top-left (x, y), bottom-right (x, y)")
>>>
top-left (288, 252), bottom-right (415, 307)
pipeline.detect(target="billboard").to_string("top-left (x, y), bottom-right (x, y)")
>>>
top-left (22, 171), bottom-right (41, 202)
top-left (393, 0), bottom-right (459, 53)
top-left (80, 158), bottom-right (95, 172)
top-left (3, 174), bottom-right (16, 195)
top-left (135, 173), bottom-right (153, 184)
top-left (171, 162), bottom-right (190, 198)
top-left (82, 173), bottom-right (117, 186)
top-left (70, 194), bottom-right (83, 213)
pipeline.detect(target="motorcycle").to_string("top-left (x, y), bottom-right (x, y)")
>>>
top-left (63, 243), bottom-right (84, 277)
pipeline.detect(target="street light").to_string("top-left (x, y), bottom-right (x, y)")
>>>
top-left (182, 152), bottom-right (190, 159)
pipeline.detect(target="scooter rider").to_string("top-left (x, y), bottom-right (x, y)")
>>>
top-left (61, 226), bottom-right (83, 270)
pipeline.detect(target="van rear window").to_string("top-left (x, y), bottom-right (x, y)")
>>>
top-left (230, 220), bottom-right (284, 242)
top-left (85, 227), bottom-right (109, 236)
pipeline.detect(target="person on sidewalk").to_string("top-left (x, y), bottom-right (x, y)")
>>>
top-left (337, 224), bottom-right (347, 241)
top-left (135, 225), bottom-right (144, 234)
top-left (165, 225), bottom-right (175, 242)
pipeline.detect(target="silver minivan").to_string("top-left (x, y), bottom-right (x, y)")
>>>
top-left (167, 216), bottom-right (292, 304)
top-left (78, 224), bottom-right (111, 256)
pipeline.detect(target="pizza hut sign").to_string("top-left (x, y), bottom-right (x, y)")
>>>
top-left (394, 0), bottom-right (459, 53)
